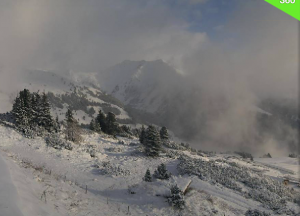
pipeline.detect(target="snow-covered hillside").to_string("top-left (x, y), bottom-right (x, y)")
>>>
top-left (0, 124), bottom-right (299, 216)
top-left (0, 70), bottom-right (131, 125)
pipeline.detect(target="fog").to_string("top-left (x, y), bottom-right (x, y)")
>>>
top-left (0, 0), bottom-right (298, 155)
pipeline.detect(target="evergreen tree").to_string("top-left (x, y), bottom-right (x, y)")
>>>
top-left (12, 89), bottom-right (32, 128)
top-left (160, 126), bottom-right (169, 140)
top-left (143, 169), bottom-right (152, 182)
top-left (19, 89), bottom-right (32, 126)
top-left (89, 119), bottom-right (96, 131)
top-left (106, 112), bottom-right (117, 135)
top-left (94, 121), bottom-right (101, 133)
top-left (12, 94), bottom-right (23, 126)
top-left (168, 185), bottom-right (185, 209)
top-left (40, 93), bottom-right (54, 132)
top-left (154, 163), bottom-right (171, 180)
top-left (54, 115), bottom-right (61, 132)
top-left (139, 125), bottom-right (146, 144)
top-left (144, 125), bottom-right (162, 157)
top-left (96, 110), bottom-right (107, 133)
top-left (30, 92), bottom-right (39, 127)
top-left (65, 109), bottom-right (82, 143)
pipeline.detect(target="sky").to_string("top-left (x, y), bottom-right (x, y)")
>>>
top-left (0, 0), bottom-right (272, 70)
top-left (0, 0), bottom-right (298, 98)
top-left (0, 0), bottom-right (298, 154)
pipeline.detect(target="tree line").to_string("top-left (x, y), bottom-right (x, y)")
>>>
top-left (89, 110), bottom-right (132, 136)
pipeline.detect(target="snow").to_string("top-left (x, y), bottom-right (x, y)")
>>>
top-left (0, 153), bottom-right (23, 216)
top-left (97, 60), bottom-right (183, 113)
top-left (0, 124), bottom-right (299, 215)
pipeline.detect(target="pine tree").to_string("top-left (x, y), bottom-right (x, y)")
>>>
top-left (143, 169), bottom-right (152, 182)
top-left (96, 110), bottom-right (107, 133)
top-left (106, 112), bottom-right (117, 135)
top-left (139, 125), bottom-right (146, 144)
top-left (94, 121), bottom-right (101, 133)
top-left (160, 126), bottom-right (169, 140)
top-left (40, 93), bottom-right (54, 132)
top-left (12, 94), bottom-right (23, 126)
top-left (90, 119), bottom-right (96, 131)
top-left (54, 115), bottom-right (61, 132)
top-left (144, 125), bottom-right (162, 157)
top-left (30, 92), bottom-right (39, 127)
top-left (168, 185), bottom-right (185, 209)
top-left (19, 89), bottom-right (32, 126)
top-left (154, 163), bottom-right (171, 180)
top-left (33, 93), bottom-right (43, 126)
top-left (12, 89), bottom-right (32, 128)
top-left (65, 109), bottom-right (82, 143)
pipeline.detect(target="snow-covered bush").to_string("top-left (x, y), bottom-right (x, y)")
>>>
top-left (235, 151), bottom-right (253, 161)
top-left (85, 145), bottom-right (97, 157)
top-left (245, 209), bottom-right (270, 216)
top-left (262, 153), bottom-right (272, 158)
top-left (163, 141), bottom-right (186, 150)
top-left (177, 155), bottom-right (295, 212)
top-left (45, 134), bottom-right (73, 150)
top-left (118, 140), bottom-right (125, 145)
top-left (106, 147), bottom-right (123, 153)
top-left (154, 163), bottom-right (171, 180)
top-left (168, 185), bottom-right (185, 209)
top-left (101, 161), bottom-right (130, 176)
top-left (129, 142), bottom-right (139, 146)
top-left (288, 153), bottom-right (298, 158)
top-left (165, 150), bottom-right (183, 158)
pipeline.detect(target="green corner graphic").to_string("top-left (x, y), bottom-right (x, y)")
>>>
top-left (265, 0), bottom-right (300, 21)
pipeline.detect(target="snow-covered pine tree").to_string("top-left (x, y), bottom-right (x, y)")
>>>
top-left (12, 89), bottom-right (33, 129)
top-left (144, 125), bottom-right (162, 157)
top-left (54, 115), bottom-right (61, 133)
top-left (65, 109), bottom-right (82, 143)
top-left (96, 110), bottom-right (107, 133)
top-left (30, 92), bottom-right (39, 127)
top-left (168, 185), bottom-right (185, 209)
top-left (143, 169), bottom-right (152, 182)
top-left (106, 112), bottom-right (118, 135)
top-left (40, 93), bottom-right (55, 132)
top-left (90, 119), bottom-right (96, 131)
top-left (154, 163), bottom-right (171, 180)
top-left (160, 126), bottom-right (169, 140)
top-left (19, 89), bottom-right (32, 126)
top-left (94, 121), bottom-right (101, 133)
top-left (12, 94), bottom-right (23, 126)
top-left (139, 125), bottom-right (146, 144)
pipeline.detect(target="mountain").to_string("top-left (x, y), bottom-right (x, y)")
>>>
top-left (0, 70), bottom-right (131, 125)
top-left (96, 60), bottom-right (298, 154)
top-left (97, 60), bottom-right (184, 113)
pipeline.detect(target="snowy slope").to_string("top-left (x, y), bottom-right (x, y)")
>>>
top-left (0, 70), bottom-right (131, 124)
top-left (0, 153), bottom-right (23, 216)
top-left (0, 124), bottom-right (299, 216)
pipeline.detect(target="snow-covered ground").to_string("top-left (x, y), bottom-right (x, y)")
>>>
top-left (0, 125), bottom-right (299, 216)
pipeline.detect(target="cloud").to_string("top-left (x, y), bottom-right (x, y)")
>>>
top-left (178, 0), bottom-right (298, 154)
top-left (0, 0), bottom-right (297, 154)
top-left (189, 0), bottom-right (209, 4)
top-left (0, 0), bottom-right (207, 73)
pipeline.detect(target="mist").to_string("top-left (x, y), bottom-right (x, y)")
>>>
top-left (0, 0), bottom-right (298, 155)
